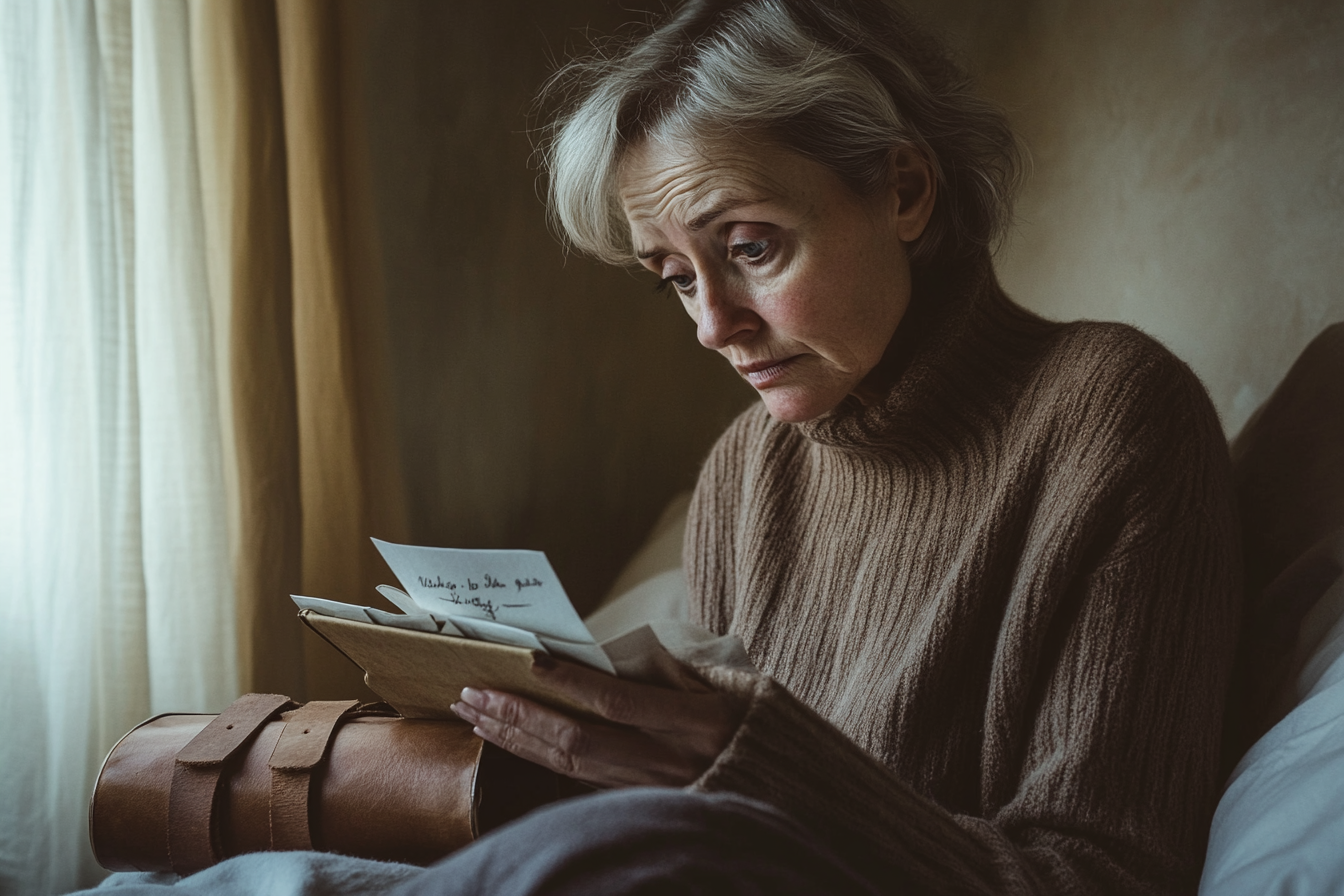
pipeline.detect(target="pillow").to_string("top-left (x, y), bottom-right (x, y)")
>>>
top-left (1225, 323), bottom-right (1344, 761)
top-left (583, 492), bottom-right (691, 643)
top-left (592, 491), bottom-right (691, 611)
top-left (584, 568), bottom-right (689, 643)
top-left (1200, 545), bottom-right (1344, 894)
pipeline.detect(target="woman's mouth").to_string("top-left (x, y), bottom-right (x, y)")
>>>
top-left (735, 357), bottom-right (798, 389)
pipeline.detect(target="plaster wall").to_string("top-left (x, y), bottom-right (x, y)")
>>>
top-left (916, 0), bottom-right (1344, 437)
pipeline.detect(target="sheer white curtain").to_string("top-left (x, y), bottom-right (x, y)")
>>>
top-left (0, 2), bottom-right (238, 893)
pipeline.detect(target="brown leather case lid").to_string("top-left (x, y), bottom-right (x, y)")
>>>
top-left (300, 610), bottom-right (602, 721)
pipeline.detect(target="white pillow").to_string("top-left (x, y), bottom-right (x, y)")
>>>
top-left (1200, 566), bottom-right (1344, 894)
top-left (584, 567), bottom-right (689, 643)
top-left (583, 492), bottom-right (691, 643)
top-left (594, 491), bottom-right (691, 609)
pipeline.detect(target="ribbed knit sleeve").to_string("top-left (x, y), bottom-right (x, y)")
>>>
top-left (684, 322), bottom-right (1240, 895)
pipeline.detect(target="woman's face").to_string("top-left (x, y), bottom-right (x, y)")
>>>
top-left (619, 137), bottom-right (932, 423)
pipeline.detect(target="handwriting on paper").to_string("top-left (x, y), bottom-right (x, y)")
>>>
top-left (372, 538), bottom-right (595, 645)
top-left (415, 574), bottom-right (537, 614)
top-left (424, 593), bottom-right (502, 620)
top-left (419, 574), bottom-right (525, 593)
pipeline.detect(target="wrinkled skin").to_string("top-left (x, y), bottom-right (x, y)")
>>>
top-left (452, 655), bottom-right (745, 787)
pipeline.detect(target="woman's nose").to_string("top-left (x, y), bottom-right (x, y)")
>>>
top-left (695, 278), bottom-right (760, 351)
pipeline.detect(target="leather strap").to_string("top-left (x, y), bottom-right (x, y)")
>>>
top-left (168, 694), bottom-right (293, 874)
top-left (268, 699), bottom-right (359, 851)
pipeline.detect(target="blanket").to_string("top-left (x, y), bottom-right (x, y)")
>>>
top-left (80, 853), bottom-right (422, 896)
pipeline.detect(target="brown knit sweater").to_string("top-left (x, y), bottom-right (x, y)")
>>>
top-left (684, 261), bottom-right (1240, 895)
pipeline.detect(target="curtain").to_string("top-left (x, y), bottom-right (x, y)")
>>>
top-left (190, 0), bottom-right (408, 701)
top-left (0, 1), bottom-right (236, 891)
top-left (0, 1), bottom-right (404, 892)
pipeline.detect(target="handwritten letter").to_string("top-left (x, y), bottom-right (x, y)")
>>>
top-left (372, 538), bottom-right (596, 647)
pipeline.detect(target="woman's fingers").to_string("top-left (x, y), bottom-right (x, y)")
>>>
top-left (448, 657), bottom-right (747, 788)
top-left (529, 656), bottom-right (734, 733)
top-left (451, 690), bottom-right (697, 786)
top-left (454, 686), bottom-right (626, 769)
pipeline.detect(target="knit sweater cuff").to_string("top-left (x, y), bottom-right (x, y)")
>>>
top-left (688, 665), bottom-right (1031, 895)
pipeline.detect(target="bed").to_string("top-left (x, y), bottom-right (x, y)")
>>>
top-left (79, 326), bottom-right (1344, 895)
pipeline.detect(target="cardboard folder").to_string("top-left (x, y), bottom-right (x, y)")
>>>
top-left (299, 610), bottom-right (604, 722)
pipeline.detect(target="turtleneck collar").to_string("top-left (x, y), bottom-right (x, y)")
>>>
top-left (797, 252), bottom-right (1046, 452)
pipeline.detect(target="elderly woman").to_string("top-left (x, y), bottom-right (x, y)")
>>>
top-left (418, 0), bottom-right (1241, 893)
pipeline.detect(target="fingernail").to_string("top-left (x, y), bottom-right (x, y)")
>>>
top-left (532, 652), bottom-right (557, 671)
top-left (451, 701), bottom-right (477, 721)
top-left (460, 687), bottom-right (485, 707)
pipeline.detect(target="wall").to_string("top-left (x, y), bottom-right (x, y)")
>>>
top-left (356, 1), bottom-right (752, 614)
top-left (910, 0), bottom-right (1344, 438)
top-left (354, 0), bottom-right (1344, 610)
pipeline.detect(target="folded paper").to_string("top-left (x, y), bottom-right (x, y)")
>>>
top-left (293, 539), bottom-right (755, 716)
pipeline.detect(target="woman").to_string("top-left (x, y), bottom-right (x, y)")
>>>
top-left (421, 0), bottom-right (1241, 892)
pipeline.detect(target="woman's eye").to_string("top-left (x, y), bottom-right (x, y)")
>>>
top-left (732, 240), bottom-right (770, 260)
top-left (654, 273), bottom-right (694, 295)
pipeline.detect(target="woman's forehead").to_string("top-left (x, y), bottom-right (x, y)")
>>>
top-left (618, 138), bottom-right (812, 231)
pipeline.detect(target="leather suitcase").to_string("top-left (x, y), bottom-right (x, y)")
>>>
top-left (89, 693), bottom-right (562, 874)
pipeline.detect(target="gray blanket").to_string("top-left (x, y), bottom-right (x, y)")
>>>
top-left (80, 853), bottom-right (421, 896)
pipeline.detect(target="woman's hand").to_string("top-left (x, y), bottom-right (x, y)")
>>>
top-left (449, 654), bottom-right (746, 788)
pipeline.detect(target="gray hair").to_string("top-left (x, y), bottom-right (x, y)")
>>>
top-left (539, 0), bottom-right (1024, 268)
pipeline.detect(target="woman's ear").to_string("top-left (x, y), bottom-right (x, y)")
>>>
top-left (888, 146), bottom-right (936, 243)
